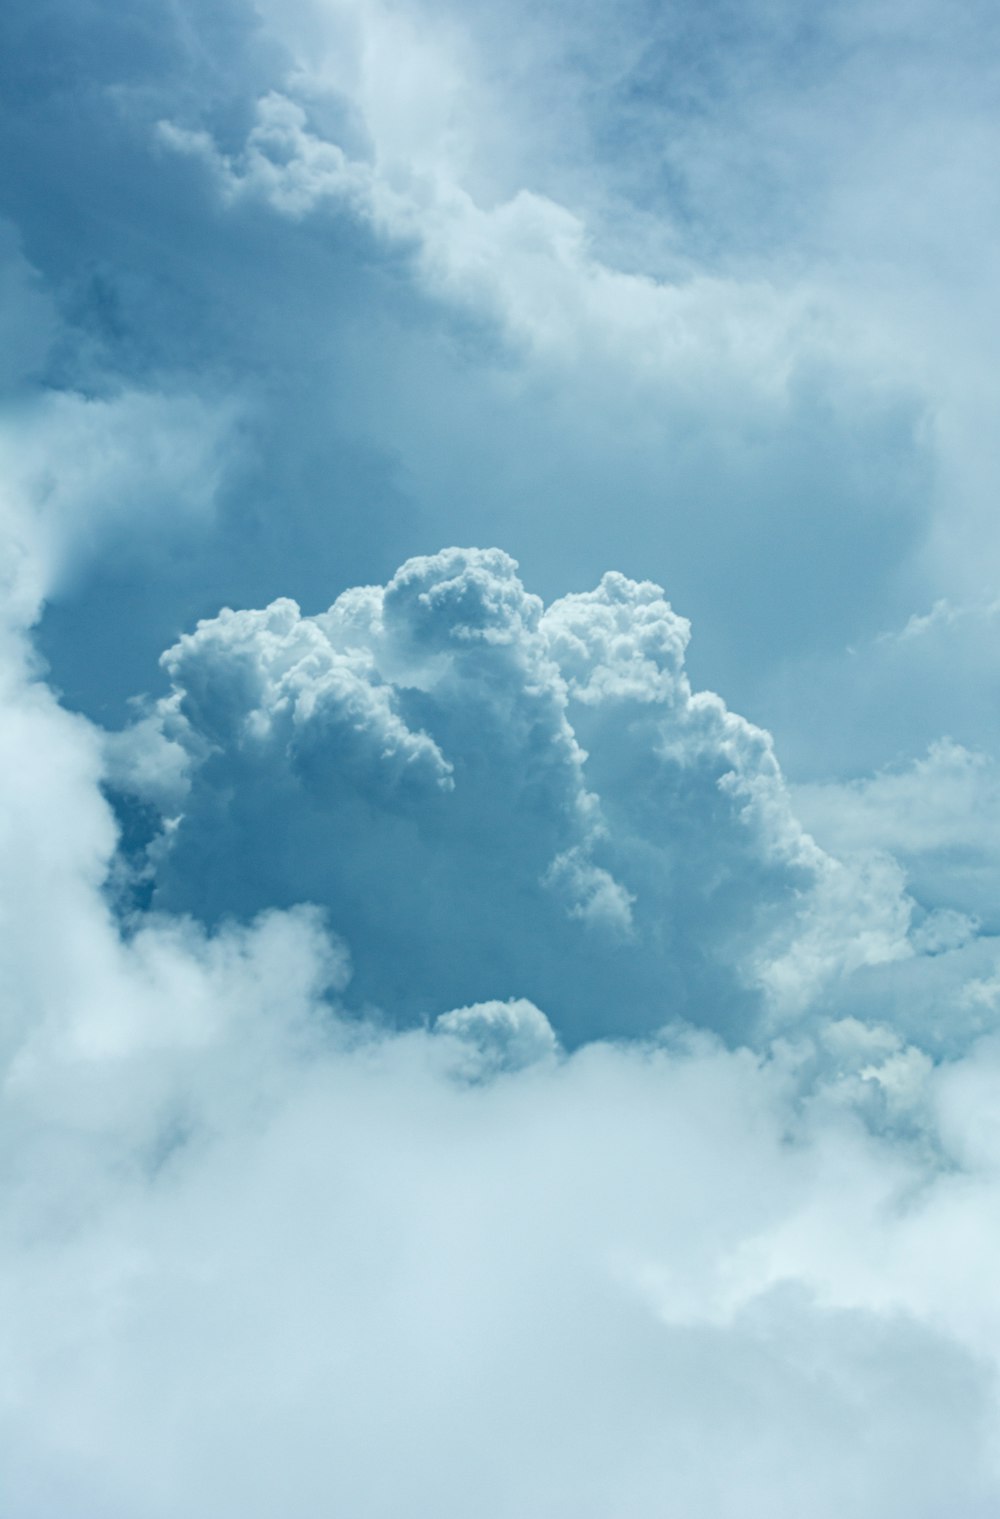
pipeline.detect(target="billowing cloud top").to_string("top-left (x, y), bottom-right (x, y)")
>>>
top-left (109, 546), bottom-right (911, 1042)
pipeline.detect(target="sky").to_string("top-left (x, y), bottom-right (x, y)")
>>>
top-left (4, 0), bottom-right (1000, 1512)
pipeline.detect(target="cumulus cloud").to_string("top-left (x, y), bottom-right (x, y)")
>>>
top-left (435, 996), bottom-right (560, 1073)
top-left (108, 546), bottom-right (922, 1042)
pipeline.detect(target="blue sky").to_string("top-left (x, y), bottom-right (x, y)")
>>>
top-left (5, 1), bottom-right (1000, 1513)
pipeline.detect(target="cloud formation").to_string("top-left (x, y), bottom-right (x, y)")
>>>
top-left (106, 546), bottom-right (921, 1043)
top-left (6, 0), bottom-right (1000, 1511)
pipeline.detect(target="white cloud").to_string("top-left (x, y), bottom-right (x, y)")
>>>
top-left (118, 546), bottom-right (920, 1035)
top-left (794, 739), bottom-right (1000, 929)
top-left (797, 738), bottom-right (1000, 858)
top-left (435, 996), bottom-right (559, 1073)
top-left (4, 901), bottom-right (1000, 1515)
top-left (161, 594), bottom-right (454, 793)
top-left (156, 89), bottom-right (853, 403)
top-left (0, 387), bottom-right (235, 627)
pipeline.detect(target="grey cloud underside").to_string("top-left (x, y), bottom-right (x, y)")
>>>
top-left (109, 545), bottom-right (915, 1044)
